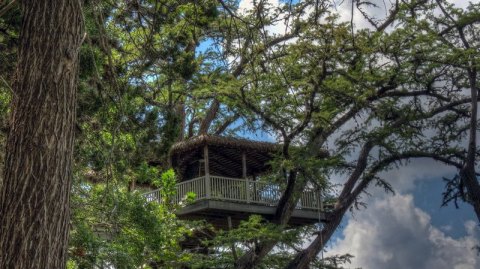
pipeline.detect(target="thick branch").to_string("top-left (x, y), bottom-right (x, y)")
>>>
top-left (198, 99), bottom-right (220, 135)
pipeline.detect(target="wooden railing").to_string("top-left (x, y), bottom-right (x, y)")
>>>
top-left (144, 176), bottom-right (323, 210)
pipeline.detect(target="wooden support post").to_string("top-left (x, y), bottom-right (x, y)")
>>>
top-left (204, 145), bottom-right (211, 198)
top-left (252, 174), bottom-right (257, 202)
top-left (242, 152), bottom-right (250, 203)
top-left (242, 152), bottom-right (247, 179)
top-left (319, 189), bottom-right (324, 211)
top-left (245, 179), bottom-right (250, 203)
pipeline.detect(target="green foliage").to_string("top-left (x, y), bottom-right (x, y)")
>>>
top-left (191, 215), bottom-right (306, 268)
top-left (1, 0), bottom-right (478, 268)
top-left (137, 162), bottom-right (161, 185)
top-left (154, 168), bottom-right (176, 195)
top-left (0, 3), bottom-right (20, 79)
top-left (69, 183), bottom-right (187, 268)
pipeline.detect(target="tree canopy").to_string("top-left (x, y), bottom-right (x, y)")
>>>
top-left (0, 0), bottom-right (479, 268)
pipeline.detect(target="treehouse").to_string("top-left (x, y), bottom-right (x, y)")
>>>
top-left (145, 135), bottom-right (325, 229)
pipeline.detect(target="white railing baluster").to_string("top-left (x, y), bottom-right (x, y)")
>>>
top-left (143, 175), bottom-right (323, 211)
top-left (205, 174), bottom-right (211, 198)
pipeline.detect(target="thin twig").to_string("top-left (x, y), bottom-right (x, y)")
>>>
top-left (0, 0), bottom-right (17, 17)
top-left (0, 75), bottom-right (15, 97)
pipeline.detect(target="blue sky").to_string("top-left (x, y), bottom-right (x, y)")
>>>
top-left (326, 157), bottom-right (479, 268)
top-left (413, 178), bottom-right (473, 239)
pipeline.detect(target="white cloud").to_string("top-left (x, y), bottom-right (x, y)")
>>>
top-left (334, 0), bottom-right (477, 31)
top-left (335, 0), bottom-right (384, 29)
top-left (328, 194), bottom-right (480, 269)
top-left (327, 157), bottom-right (456, 201)
top-left (447, 0), bottom-right (478, 9)
top-left (238, 0), bottom-right (478, 31)
top-left (379, 158), bottom-right (456, 193)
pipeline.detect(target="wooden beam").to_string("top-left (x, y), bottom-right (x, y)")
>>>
top-left (209, 152), bottom-right (241, 168)
top-left (209, 159), bottom-right (238, 177)
top-left (208, 147), bottom-right (242, 177)
top-left (248, 152), bottom-right (272, 172)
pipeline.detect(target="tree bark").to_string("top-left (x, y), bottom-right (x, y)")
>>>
top-left (0, 1), bottom-right (84, 268)
top-left (435, 0), bottom-right (480, 224)
top-left (198, 99), bottom-right (220, 135)
top-left (235, 170), bottom-right (304, 269)
top-left (284, 208), bottom-right (345, 269)
top-left (461, 68), bottom-right (480, 222)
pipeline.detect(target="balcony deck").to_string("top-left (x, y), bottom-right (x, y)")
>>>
top-left (144, 176), bottom-right (326, 229)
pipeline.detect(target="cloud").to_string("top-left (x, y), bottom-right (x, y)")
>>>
top-left (379, 158), bottom-right (456, 193)
top-left (447, 0), bottom-right (476, 9)
top-left (328, 194), bottom-right (480, 269)
top-left (334, 0), bottom-right (476, 31)
top-left (327, 157), bottom-right (456, 200)
top-left (335, 0), bottom-right (386, 29)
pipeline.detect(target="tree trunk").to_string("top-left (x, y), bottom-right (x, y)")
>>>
top-left (462, 69), bottom-right (480, 222)
top-left (284, 208), bottom-right (345, 269)
top-left (199, 99), bottom-right (220, 135)
top-left (0, 1), bottom-right (84, 268)
top-left (235, 172), bottom-right (302, 269)
top-left (235, 241), bottom-right (277, 269)
top-left (461, 168), bottom-right (480, 222)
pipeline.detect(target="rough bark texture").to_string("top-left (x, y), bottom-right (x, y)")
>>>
top-left (0, 1), bottom-right (84, 268)
top-left (462, 68), bottom-right (480, 222)
top-left (235, 171), bottom-right (302, 269)
top-left (282, 142), bottom-right (375, 269)
top-left (284, 208), bottom-right (345, 269)
top-left (435, 0), bottom-right (480, 223)
top-left (199, 99), bottom-right (220, 134)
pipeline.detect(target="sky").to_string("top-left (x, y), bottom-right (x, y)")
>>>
top-left (235, 0), bottom-right (480, 268)
top-left (327, 159), bottom-right (479, 269)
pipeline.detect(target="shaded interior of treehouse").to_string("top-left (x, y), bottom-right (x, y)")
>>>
top-left (145, 135), bottom-right (325, 229)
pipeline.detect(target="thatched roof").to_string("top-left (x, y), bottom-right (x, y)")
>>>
top-left (170, 135), bottom-right (280, 181)
top-left (170, 135), bottom-right (279, 155)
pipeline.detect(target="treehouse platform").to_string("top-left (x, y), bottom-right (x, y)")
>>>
top-left (145, 135), bottom-right (326, 229)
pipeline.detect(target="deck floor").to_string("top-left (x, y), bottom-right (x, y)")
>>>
top-left (176, 199), bottom-right (326, 229)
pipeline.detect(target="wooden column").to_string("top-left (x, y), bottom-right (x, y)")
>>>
top-left (252, 174), bottom-right (257, 202)
top-left (242, 152), bottom-right (247, 179)
top-left (319, 189), bottom-right (324, 211)
top-left (242, 152), bottom-right (250, 203)
top-left (204, 145), bottom-right (211, 198)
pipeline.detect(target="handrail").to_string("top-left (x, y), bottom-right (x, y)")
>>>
top-left (144, 175), bottom-right (322, 211)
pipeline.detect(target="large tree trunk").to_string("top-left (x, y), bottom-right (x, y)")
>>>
top-left (284, 208), bottom-right (346, 269)
top-left (462, 69), bottom-right (480, 222)
top-left (235, 171), bottom-right (302, 269)
top-left (0, 1), bottom-right (84, 268)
